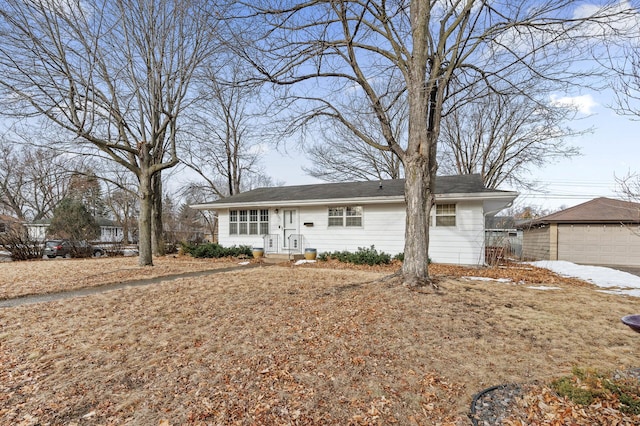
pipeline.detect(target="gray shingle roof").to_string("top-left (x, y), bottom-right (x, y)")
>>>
top-left (198, 174), bottom-right (503, 206)
top-left (529, 197), bottom-right (640, 224)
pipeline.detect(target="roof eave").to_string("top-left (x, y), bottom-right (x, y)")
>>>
top-left (531, 219), bottom-right (640, 225)
top-left (191, 195), bottom-right (405, 210)
top-left (438, 191), bottom-right (519, 201)
top-left (190, 191), bottom-right (519, 210)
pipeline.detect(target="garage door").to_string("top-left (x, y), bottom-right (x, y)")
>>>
top-left (558, 224), bottom-right (640, 267)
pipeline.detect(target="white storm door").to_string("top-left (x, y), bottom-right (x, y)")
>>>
top-left (282, 209), bottom-right (299, 249)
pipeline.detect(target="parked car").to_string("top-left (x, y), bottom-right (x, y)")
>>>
top-left (44, 240), bottom-right (104, 258)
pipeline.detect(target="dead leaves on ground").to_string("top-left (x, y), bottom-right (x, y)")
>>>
top-left (1, 257), bottom-right (638, 425)
top-left (0, 256), bottom-right (239, 299)
top-left (503, 384), bottom-right (640, 425)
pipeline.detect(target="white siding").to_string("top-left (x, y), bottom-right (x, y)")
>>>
top-left (98, 226), bottom-right (124, 243)
top-left (429, 201), bottom-right (485, 265)
top-left (26, 223), bottom-right (124, 243)
top-left (217, 200), bottom-right (488, 265)
top-left (26, 224), bottom-right (48, 241)
top-left (294, 204), bottom-right (406, 255)
top-left (217, 204), bottom-right (406, 254)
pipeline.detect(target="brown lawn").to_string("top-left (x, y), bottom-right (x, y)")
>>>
top-left (0, 257), bottom-right (639, 425)
top-left (0, 256), bottom-right (239, 300)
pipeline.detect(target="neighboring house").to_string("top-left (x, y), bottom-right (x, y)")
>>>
top-left (95, 218), bottom-right (126, 243)
top-left (191, 174), bottom-right (518, 265)
top-left (25, 218), bottom-right (125, 243)
top-left (26, 219), bottom-right (49, 241)
top-left (522, 197), bottom-right (640, 267)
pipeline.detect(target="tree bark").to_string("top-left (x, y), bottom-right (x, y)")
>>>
top-left (138, 169), bottom-right (153, 266)
top-left (401, 154), bottom-right (433, 287)
top-left (151, 173), bottom-right (165, 256)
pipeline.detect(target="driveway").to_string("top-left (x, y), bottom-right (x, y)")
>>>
top-left (606, 266), bottom-right (640, 278)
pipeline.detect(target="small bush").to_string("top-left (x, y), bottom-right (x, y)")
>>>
top-left (0, 226), bottom-right (43, 261)
top-left (319, 245), bottom-right (391, 266)
top-left (551, 367), bottom-right (640, 414)
top-left (180, 242), bottom-right (252, 259)
top-left (552, 375), bottom-right (597, 406)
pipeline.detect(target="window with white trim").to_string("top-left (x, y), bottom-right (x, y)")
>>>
top-left (328, 206), bottom-right (363, 227)
top-left (229, 209), bottom-right (269, 235)
top-left (434, 203), bottom-right (456, 227)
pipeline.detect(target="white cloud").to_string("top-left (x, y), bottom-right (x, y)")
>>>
top-left (488, 1), bottom-right (640, 57)
top-left (573, 0), bottom-right (640, 38)
top-left (550, 94), bottom-right (598, 114)
top-left (42, 0), bottom-right (91, 19)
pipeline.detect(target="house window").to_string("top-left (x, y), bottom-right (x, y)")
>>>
top-left (435, 203), bottom-right (456, 227)
top-left (328, 206), bottom-right (363, 227)
top-left (229, 209), bottom-right (269, 235)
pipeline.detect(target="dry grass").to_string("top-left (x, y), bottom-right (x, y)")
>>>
top-left (0, 258), bottom-right (639, 425)
top-left (0, 256), bottom-right (239, 300)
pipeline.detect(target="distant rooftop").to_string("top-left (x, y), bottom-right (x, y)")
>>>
top-left (529, 197), bottom-right (640, 225)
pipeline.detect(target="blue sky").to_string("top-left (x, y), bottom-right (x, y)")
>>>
top-left (251, 1), bottom-right (640, 214)
top-left (258, 87), bottom-right (637, 214)
top-left (516, 90), bottom-right (637, 212)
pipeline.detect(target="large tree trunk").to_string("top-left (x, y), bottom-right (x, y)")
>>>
top-left (401, 153), bottom-right (433, 287)
top-left (138, 169), bottom-right (153, 266)
top-left (401, 6), bottom-right (439, 287)
top-left (151, 173), bottom-right (165, 256)
top-left (121, 211), bottom-right (130, 244)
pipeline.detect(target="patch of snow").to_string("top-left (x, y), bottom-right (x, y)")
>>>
top-left (294, 259), bottom-right (316, 265)
top-left (463, 276), bottom-right (512, 283)
top-left (599, 289), bottom-right (640, 297)
top-left (238, 261), bottom-right (251, 265)
top-left (527, 286), bottom-right (562, 291)
top-left (528, 261), bottom-right (640, 290)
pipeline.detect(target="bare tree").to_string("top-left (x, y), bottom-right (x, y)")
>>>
top-left (0, 141), bottom-right (80, 220)
top-left (617, 172), bottom-right (640, 202)
top-left (103, 170), bottom-right (140, 244)
top-left (303, 77), bottom-right (582, 187)
top-left (303, 95), bottom-right (406, 182)
top-left (608, 10), bottom-right (640, 203)
top-left (238, 0), bottom-right (631, 286)
top-left (181, 64), bottom-right (276, 199)
top-left (162, 193), bottom-right (208, 245)
top-left (438, 84), bottom-right (583, 190)
top-left (0, 0), bottom-right (220, 265)
top-left (180, 184), bottom-right (218, 243)
top-left (607, 5), bottom-right (640, 119)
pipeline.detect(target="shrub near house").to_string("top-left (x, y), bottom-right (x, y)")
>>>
top-left (180, 242), bottom-right (252, 259)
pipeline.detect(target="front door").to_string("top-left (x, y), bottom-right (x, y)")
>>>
top-left (282, 209), bottom-right (300, 250)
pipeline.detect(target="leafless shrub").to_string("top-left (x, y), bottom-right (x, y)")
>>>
top-left (0, 225), bottom-right (42, 260)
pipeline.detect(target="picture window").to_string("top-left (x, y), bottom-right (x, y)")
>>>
top-left (230, 209), bottom-right (269, 235)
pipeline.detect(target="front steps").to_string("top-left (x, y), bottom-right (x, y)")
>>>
top-left (260, 253), bottom-right (305, 263)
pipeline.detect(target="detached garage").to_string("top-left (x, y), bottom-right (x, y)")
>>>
top-left (522, 197), bottom-right (640, 267)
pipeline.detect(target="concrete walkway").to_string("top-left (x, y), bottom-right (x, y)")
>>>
top-left (0, 263), bottom-right (265, 309)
